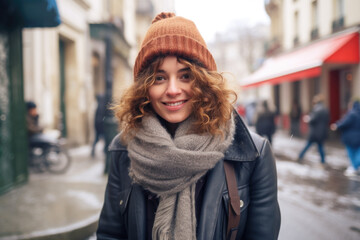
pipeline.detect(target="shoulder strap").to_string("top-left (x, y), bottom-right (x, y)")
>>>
top-left (224, 161), bottom-right (241, 240)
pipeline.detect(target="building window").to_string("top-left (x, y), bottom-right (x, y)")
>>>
top-left (332, 0), bottom-right (345, 32)
top-left (311, 0), bottom-right (319, 39)
top-left (334, 0), bottom-right (344, 19)
top-left (293, 11), bottom-right (299, 46)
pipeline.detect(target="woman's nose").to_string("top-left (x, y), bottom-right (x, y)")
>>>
top-left (166, 78), bottom-right (181, 96)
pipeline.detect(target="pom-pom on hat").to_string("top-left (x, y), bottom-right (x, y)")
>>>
top-left (133, 12), bottom-right (217, 78)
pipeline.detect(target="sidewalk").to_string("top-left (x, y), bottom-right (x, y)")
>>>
top-left (0, 131), bottom-right (351, 240)
top-left (0, 143), bottom-right (107, 240)
top-left (272, 129), bottom-right (349, 170)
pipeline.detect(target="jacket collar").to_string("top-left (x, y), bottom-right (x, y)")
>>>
top-left (225, 111), bottom-right (259, 162)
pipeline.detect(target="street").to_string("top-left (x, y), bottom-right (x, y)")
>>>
top-left (276, 156), bottom-right (360, 240)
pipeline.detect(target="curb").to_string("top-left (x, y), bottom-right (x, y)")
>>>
top-left (0, 215), bottom-right (98, 240)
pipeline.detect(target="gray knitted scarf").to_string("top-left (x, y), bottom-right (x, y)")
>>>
top-left (127, 114), bottom-right (235, 240)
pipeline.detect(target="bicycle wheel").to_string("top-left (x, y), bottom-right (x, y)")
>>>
top-left (29, 147), bottom-right (48, 173)
top-left (44, 146), bottom-right (71, 174)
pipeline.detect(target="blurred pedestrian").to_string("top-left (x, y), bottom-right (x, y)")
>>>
top-left (255, 100), bottom-right (276, 144)
top-left (26, 101), bottom-right (44, 137)
top-left (91, 94), bottom-right (106, 157)
top-left (298, 94), bottom-right (330, 164)
top-left (97, 12), bottom-right (280, 240)
top-left (290, 99), bottom-right (302, 137)
top-left (245, 101), bottom-right (257, 126)
top-left (330, 98), bottom-right (360, 176)
top-left (26, 101), bottom-right (51, 147)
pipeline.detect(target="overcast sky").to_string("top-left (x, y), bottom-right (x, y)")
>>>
top-left (174, 0), bottom-right (270, 42)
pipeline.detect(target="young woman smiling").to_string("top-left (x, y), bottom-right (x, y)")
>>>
top-left (97, 12), bottom-right (281, 240)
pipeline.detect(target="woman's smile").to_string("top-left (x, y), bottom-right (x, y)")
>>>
top-left (163, 100), bottom-right (188, 110)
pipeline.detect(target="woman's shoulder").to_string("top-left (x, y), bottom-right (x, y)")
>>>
top-left (249, 131), bottom-right (267, 152)
top-left (108, 133), bottom-right (127, 152)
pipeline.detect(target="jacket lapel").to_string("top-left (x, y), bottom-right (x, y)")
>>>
top-left (197, 160), bottom-right (226, 240)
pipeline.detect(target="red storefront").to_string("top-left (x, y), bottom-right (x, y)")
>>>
top-left (241, 30), bottom-right (360, 134)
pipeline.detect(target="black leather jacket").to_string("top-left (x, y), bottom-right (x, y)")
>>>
top-left (97, 113), bottom-right (281, 239)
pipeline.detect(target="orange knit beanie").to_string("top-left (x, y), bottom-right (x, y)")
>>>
top-left (133, 12), bottom-right (217, 78)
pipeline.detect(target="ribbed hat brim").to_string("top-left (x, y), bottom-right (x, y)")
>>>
top-left (134, 35), bottom-right (217, 78)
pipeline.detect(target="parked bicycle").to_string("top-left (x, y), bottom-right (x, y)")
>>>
top-left (29, 131), bottom-right (71, 174)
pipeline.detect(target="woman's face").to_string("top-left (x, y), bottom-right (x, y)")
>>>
top-left (148, 56), bottom-right (193, 124)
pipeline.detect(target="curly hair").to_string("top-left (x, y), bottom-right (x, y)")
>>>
top-left (113, 56), bottom-right (237, 140)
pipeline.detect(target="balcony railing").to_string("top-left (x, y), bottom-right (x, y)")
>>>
top-left (332, 17), bottom-right (344, 32)
top-left (310, 28), bottom-right (319, 40)
top-left (293, 36), bottom-right (299, 46)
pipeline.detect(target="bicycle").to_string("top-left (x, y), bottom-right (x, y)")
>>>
top-left (29, 133), bottom-right (71, 174)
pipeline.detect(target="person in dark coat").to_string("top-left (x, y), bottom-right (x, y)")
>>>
top-left (26, 101), bottom-right (44, 137)
top-left (298, 94), bottom-right (330, 164)
top-left (290, 99), bottom-right (302, 137)
top-left (331, 99), bottom-right (360, 176)
top-left (26, 101), bottom-right (50, 148)
top-left (96, 12), bottom-right (280, 240)
top-left (91, 94), bottom-right (106, 157)
top-left (255, 100), bottom-right (276, 144)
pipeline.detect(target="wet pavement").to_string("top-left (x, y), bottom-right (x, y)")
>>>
top-left (272, 131), bottom-right (360, 240)
top-left (0, 143), bottom-right (107, 240)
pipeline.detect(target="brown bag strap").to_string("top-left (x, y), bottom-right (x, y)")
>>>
top-left (224, 161), bottom-right (241, 240)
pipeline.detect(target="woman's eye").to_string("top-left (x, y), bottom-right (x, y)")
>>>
top-left (180, 73), bottom-right (191, 80)
top-left (155, 75), bottom-right (165, 82)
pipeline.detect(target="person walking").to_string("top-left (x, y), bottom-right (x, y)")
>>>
top-left (298, 94), bottom-right (330, 164)
top-left (290, 99), bottom-right (302, 137)
top-left (91, 94), bottom-right (106, 157)
top-left (330, 99), bottom-right (360, 176)
top-left (255, 100), bottom-right (276, 144)
top-left (96, 12), bottom-right (280, 240)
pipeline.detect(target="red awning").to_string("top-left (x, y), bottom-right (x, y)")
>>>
top-left (241, 31), bottom-right (359, 88)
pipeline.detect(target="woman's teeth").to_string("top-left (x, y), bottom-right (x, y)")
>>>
top-left (165, 101), bottom-right (184, 106)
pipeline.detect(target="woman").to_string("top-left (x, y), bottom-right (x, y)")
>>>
top-left (331, 99), bottom-right (360, 176)
top-left (97, 12), bottom-right (280, 240)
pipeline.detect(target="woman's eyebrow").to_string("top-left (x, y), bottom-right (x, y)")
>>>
top-left (156, 69), bottom-right (166, 73)
top-left (156, 67), bottom-right (190, 74)
top-left (178, 67), bottom-right (190, 73)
